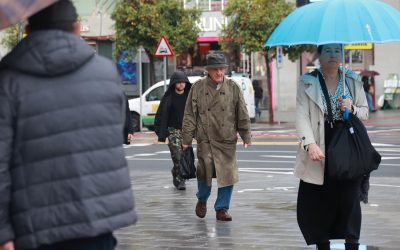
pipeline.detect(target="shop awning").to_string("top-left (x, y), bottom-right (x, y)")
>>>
top-left (197, 37), bottom-right (220, 43)
top-left (81, 35), bottom-right (114, 41)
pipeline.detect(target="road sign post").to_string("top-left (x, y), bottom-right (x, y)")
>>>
top-left (154, 35), bottom-right (175, 93)
top-left (276, 46), bottom-right (283, 125)
top-left (138, 46), bottom-right (143, 132)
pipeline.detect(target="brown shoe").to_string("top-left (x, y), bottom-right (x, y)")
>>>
top-left (195, 200), bottom-right (207, 218)
top-left (216, 209), bottom-right (232, 221)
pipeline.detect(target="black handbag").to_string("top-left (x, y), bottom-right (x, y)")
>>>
top-left (180, 147), bottom-right (196, 179)
top-left (318, 71), bottom-right (381, 180)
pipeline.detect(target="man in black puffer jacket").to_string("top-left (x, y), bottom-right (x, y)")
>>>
top-left (154, 72), bottom-right (192, 190)
top-left (0, 1), bottom-right (136, 250)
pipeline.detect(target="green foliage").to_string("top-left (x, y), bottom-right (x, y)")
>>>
top-left (1, 25), bottom-right (19, 50)
top-left (221, 0), bottom-right (315, 60)
top-left (112, 0), bottom-right (201, 58)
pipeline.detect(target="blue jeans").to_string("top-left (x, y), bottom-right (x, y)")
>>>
top-left (197, 181), bottom-right (233, 210)
top-left (365, 91), bottom-right (374, 111)
top-left (32, 233), bottom-right (117, 250)
top-left (255, 97), bottom-right (261, 115)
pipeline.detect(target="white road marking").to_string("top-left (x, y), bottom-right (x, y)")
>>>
top-left (266, 129), bottom-right (296, 133)
top-left (237, 189), bottom-right (265, 193)
top-left (372, 143), bottom-right (398, 147)
top-left (239, 167), bottom-right (293, 175)
top-left (382, 156), bottom-right (400, 160)
top-left (241, 168), bottom-right (293, 170)
top-left (260, 155), bottom-right (296, 159)
top-left (127, 158), bottom-right (173, 160)
top-left (369, 128), bottom-right (400, 134)
top-left (123, 143), bottom-right (152, 147)
top-left (237, 159), bottom-right (294, 164)
top-left (237, 150), bottom-right (296, 153)
top-left (376, 148), bottom-right (400, 152)
top-left (238, 187), bottom-right (295, 193)
top-left (380, 163), bottom-right (400, 166)
top-left (135, 153), bottom-right (157, 157)
top-left (371, 184), bottom-right (400, 188)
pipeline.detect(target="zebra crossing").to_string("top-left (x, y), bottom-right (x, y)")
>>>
top-left (124, 127), bottom-right (400, 177)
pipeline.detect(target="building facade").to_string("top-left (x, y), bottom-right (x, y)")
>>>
top-left (73, 0), bottom-right (400, 109)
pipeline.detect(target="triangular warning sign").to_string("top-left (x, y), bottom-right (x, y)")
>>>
top-left (153, 35), bottom-right (175, 57)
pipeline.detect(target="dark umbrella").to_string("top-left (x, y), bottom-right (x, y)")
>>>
top-left (360, 70), bottom-right (380, 77)
top-left (0, 0), bottom-right (58, 30)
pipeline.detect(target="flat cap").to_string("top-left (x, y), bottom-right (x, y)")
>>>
top-left (205, 53), bottom-right (228, 69)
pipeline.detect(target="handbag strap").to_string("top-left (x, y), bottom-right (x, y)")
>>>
top-left (316, 70), bottom-right (334, 128)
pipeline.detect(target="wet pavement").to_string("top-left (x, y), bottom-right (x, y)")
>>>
top-left (115, 109), bottom-right (400, 250)
top-left (115, 171), bottom-right (400, 250)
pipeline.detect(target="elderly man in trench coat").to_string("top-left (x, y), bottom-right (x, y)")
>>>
top-left (182, 53), bottom-right (252, 221)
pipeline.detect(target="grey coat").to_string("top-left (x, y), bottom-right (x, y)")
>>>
top-left (0, 30), bottom-right (136, 249)
top-left (182, 76), bottom-right (251, 187)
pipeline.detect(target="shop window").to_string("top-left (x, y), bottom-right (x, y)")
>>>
top-left (345, 50), bottom-right (363, 64)
top-left (198, 0), bottom-right (210, 11)
top-left (185, 0), bottom-right (196, 9)
top-left (211, 0), bottom-right (222, 11)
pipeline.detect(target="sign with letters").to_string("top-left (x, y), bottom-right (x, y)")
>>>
top-left (344, 43), bottom-right (373, 50)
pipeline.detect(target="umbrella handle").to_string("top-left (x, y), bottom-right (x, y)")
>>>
top-left (342, 95), bottom-right (349, 121)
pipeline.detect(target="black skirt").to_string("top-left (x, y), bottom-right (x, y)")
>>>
top-left (297, 121), bottom-right (362, 245)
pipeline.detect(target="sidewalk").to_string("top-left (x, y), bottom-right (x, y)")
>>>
top-left (115, 171), bottom-right (400, 249)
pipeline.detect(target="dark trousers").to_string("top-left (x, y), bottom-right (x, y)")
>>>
top-left (30, 233), bottom-right (116, 250)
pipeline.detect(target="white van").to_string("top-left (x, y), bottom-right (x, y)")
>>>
top-left (128, 76), bottom-right (256, 131)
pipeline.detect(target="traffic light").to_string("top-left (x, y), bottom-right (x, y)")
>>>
top-left (296, 0), bottom-right (310, 7)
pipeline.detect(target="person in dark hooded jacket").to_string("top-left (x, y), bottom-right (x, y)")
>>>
top-left (154, 71), bottom-right (192, 190)
top-left (0, 1), bottom-right (136, 250)
top-left (124, 95), bottom-right (134, 144)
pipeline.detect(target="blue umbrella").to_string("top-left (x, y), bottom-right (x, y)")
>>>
top-left (265, 0), bottom-right (400, 46)
top-left (264, 0), bottom-right (400, 119)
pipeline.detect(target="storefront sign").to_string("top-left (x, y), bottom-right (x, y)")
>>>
top-left (196, 11), bottom-right (229, 37)
top-left (80, 24), bottom-right (90, 33)
top-left (344, 43), bottom-right (373, 50)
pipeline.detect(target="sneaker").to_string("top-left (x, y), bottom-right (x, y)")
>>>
top-left (177, 181), bottom-right (186, 190)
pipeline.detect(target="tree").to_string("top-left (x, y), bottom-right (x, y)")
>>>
top-left (221, 0), bottom-right (314, 123)
top-left (112, 0), bottom-right (201, 86)
top-left (1, 25), bottom-right (19, 51)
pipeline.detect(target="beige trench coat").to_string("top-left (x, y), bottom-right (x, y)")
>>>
top-left (295, 70), bottom-right (369, 185)
top-left (182, 76), bottom-right (251, 187)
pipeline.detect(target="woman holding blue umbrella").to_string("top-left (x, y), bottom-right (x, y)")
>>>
top-left (264, 0), bottom-right (399, 248)
top-left (295, 44), bottom-right (369, 250)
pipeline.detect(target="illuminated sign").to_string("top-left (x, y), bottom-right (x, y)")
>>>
top-left (344, 43), bottom-right (373, 50)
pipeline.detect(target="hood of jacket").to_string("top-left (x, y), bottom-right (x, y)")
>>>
top-left (0, 30), bottom-right (95, 77)
top-left (165, 71), bottom-right (192, 96)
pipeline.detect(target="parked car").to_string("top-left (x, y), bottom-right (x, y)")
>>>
top-left (128, 75), bottom-right (256, 131)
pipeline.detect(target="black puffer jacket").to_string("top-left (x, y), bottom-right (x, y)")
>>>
top-left (0, 30), bottom-right (136, 249)
top-left (154, 71), bottom-right (191, 142)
